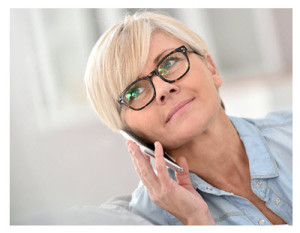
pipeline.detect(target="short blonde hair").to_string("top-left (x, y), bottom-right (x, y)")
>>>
top-left (84, 10), bottom-right (211, 132)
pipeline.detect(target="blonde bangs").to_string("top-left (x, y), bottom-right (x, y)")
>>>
top-left (85, 15), bottom-right (152, 131)
top-left (109, 19), bottom-right (152, 99)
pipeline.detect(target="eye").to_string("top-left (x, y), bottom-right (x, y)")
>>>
top-left (163, 57), bottom-right (177, 69)
top-left (159, 56), bottom-right (179, 76)
top-left (125, 85), bottom-right (144, 103)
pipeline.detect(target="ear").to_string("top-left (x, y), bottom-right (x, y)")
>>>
top-left (205, 54), bottom-right (222, 89)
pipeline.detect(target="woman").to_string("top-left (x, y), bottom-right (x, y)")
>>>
top-left (84, 11), bottom-right (292, 225)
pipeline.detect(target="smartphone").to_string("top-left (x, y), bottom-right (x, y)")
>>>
top-left (120, 129), bottom-right (184, 172)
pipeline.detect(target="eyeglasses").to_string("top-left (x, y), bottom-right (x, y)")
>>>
top-left (116, 45), bottom-right (198, 111)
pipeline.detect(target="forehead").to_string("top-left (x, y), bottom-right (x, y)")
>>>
top-left (149, 32), bottom-right (186, 58)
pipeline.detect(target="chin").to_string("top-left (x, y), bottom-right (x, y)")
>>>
top-left (184, 116), bottom-right (208, 137)
top-left (164, 114), bottom-right (207, 147)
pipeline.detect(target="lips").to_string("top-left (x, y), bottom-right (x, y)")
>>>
top-left (166, 97), bottom-right (195, 123)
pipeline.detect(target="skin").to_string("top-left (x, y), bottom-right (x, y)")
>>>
top-left (124, 31), bottom-right (286, 225)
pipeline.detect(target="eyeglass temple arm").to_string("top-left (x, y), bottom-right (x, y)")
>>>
top-left (187, 47), bottom-right (205, 58)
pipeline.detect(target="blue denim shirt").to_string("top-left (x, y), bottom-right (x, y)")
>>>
top-left (129, 110), bottom-right (292, 225)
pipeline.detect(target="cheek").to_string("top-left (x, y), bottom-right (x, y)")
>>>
top-left (123, 109), bottom-right (162, 141)
top-left (189, 58), bottom-right (216, 86)
top-left (188, 64), bottom-right (220, 102)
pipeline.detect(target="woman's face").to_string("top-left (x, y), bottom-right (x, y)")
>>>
top-left (123, 32), bottom-right (223, 151)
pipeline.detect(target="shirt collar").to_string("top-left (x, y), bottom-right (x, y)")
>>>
top-left (229, 116), bottom-right (279, 179)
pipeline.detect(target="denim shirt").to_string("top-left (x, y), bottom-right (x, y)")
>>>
top-left (128, 110), bottom-right (292, 225)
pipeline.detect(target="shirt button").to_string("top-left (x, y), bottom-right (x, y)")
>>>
top-left (257, 181), bottom-right (263, 187)
top-left (274, 197), bottom-right (281, 204)
top-left (206, 187), bottom-right (212, 191)
top-left (258, 219), bottom-right (265, 225)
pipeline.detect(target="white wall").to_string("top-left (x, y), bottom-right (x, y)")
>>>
top-left (10, 9), bottom-right (140, 223)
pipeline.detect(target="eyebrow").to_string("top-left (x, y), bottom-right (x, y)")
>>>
top-left (153, 48), bottom-right (175, 64)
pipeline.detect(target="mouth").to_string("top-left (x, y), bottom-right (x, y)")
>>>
top-left (166, 97), bottom-right (195, 123)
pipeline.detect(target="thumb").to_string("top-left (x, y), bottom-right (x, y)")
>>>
top-left (175, 156), bottom-right (193, 188)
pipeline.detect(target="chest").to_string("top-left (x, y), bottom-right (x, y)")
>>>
top-left (238, 188), bottom-right (286, 225)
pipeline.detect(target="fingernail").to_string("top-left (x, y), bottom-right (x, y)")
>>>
top-left (128, 144), bottom-right (134, 155)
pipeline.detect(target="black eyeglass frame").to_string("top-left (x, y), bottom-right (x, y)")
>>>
top-left (116, 45), bottom-right (198, 111)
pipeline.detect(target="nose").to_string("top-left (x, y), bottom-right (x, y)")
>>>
top-left (152, 75), bottom-right (180, 105)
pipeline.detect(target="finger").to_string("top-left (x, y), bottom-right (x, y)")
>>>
top-left (130, 152), bottom-right (153, 189)
top-left (127, 141), bottom-right (152, 172)
top-left (127, 141), bottom-right (158, 189)
top-left (126, 140), bottom-right (150, 162)
top-left (127, 141), bottom-right (154, 189)
top-left (127, 141), bottom-right (151, 164)
top-left (154, 141), bottom-right (170, 182)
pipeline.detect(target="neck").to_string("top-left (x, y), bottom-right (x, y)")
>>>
top-left (168, 109), bottom-right (249, 191)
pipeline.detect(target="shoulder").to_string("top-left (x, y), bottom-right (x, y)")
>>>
top-left (244, 109), bottom-right (292, 160)
top-left (229, 109), bottom-right (292, 163)
top-left (245, 109), bottom-right (292, 130)
top-left (246, 109), bottom-right (292, 145)
top-left (229, 109), bottom-right (292, 143)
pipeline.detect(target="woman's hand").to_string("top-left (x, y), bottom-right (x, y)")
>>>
top-left (127, 140), bottom-right (215, 225)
